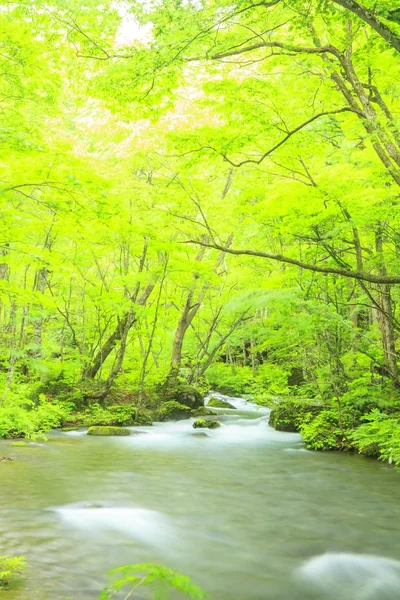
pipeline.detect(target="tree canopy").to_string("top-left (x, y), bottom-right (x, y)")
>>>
top-left (0, 0), bottom-right (400, 431)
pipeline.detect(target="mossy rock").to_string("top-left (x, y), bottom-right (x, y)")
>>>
top-left (207, 396), bottom-right (236, 410)
top-left (193, 419), bottom-right (220, 429)
top-left (158, 373), bottom-right (204, 409)
top-left (154, 401), bottom-right (193, 422)
top-left (87, 426), bottom-right (130, 436)
top-left (269, 401), bottom-right (326, 432)
top-left (191, 407), bottom-right (216, 417)
top-left (9, 441), bottom-right (29, 447)
top-left (61, 427), bottom-right (79, 432)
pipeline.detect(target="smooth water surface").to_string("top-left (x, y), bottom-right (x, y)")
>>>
top-left (2, 394), bottom-right (400, 599)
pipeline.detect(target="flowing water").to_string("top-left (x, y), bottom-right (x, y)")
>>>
top-left (2, 394), bottom-right (400, 599)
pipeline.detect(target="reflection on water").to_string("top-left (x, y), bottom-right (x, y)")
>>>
top-left (1, 393), bottom-right (400, 599)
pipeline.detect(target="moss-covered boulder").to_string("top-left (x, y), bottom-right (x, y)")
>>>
top-left (87, 426), bottom-right (130, 436)
top-left (207, 396), bottom-right (236, 410)
top-left (61, 427), bottom-right (79, 432)
top-left (191, 407), bottom-right (216, 417)
top-left (154, 401), bottom-right (193, 422)
top-left (158, 372), bottom-right (204, 409)
top-left (269, 400), bottom-right (326, 432)
top-left (193, 419), bottom-right (220, 429)
top-left (9, 441), bottom-right (29, 447)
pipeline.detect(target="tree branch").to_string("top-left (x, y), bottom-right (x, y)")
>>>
top-left (184, 240), bottom-right (400, 284)
top-left (221, 108), bottom-right (361, 167)
top-left (332, 0), bottom-right (400, 53)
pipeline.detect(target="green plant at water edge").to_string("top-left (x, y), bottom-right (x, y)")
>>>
top-left (351, 410), bottom-right (400, 465)
top-left (299, 408), bottom-right (357, 451)
top-left (100, 563), bottom-right (206, 599)
top-left (0, 556), bottom-right (26, 586)
top-left (0, 391), bottom-right (72, 439)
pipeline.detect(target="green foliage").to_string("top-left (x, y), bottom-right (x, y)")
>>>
top-left (206, 364), bottom-right (256, 396)
top-left (67, 404), bottom-right (137, 427)
top-left (0, 556), bottom-right (26, 586)
top-left (0, 0), bottom-right (399, 466)
top-left (352, 410), bottom-right (400, 464)
top-left (100, 563), bottom-right (206, 600)
top-left (299, 410), bottom-right (347, 451)
top-left (269, 400), bottom-right (325, 432)
top-left (0, 391), bottom-right (72, 439)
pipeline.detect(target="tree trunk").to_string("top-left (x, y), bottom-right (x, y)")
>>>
top-left (171, 288), bottom-right (201, 369)
top-left (375, 227), bottom-right (399, 382)
top-left (83, 283), bottom-right (154, 379)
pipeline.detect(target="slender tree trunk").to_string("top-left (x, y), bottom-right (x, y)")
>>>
top-left (83, 284), bottom-right (154, 379)
top-left (83, 237), bottom-right (154, 381)
top-left (375, 227), bottom-right (399, 382)
top-left (171, 288), bottom-right (202, 368)
top-left (32, 228), bottom-right (53, 359)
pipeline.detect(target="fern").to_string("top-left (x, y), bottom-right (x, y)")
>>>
top-left (0, 556), bottom-right (26, 586)
top-left (100, 563), bottom-right (206, 600)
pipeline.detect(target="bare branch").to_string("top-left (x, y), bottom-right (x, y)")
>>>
top-left (184, 239), bottom-right (400, 284)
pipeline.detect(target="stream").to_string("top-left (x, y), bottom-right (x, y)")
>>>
top-left (2, 394), bottom-right (400, 599)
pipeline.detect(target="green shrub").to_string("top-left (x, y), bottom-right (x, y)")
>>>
top-left (0, 391), bottom-right (72, 439)
top-left (100, 563), bottom-right (205, 600)
top-left (352, 410), bottom-right (400, 465)
top-left (300, 410), bottom-right (342, 451)
top-left (65, 403), bottom-right (137, 427)
top-left (206, 364), bottom-right (254, 395)
top-left (207, 363), bottom-right (290, 397)
top-left (0, 556), bottom-right (26, 586)
top-left (299, 409), bottom-right (355, 451)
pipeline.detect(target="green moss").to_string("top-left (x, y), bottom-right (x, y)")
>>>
top-left (87, 426), bottom-right (130, 436)
top-left (61, 427), bottom-right (79, 432)
top-left (191, 407), bottom-right (216, 417)
top-left (193, 419), bottom-right (220, 429)
top-left (154, 401), bottom-right (193, 422)
top-left (158, 374), bottom-right (204, 409)
top-left (9, 441), bottom-right (29, 447)
top-left (207, 396), bottom-right (236, 410)
top-left (193, 419), bottom-right (208, 428)
top-left (269, 400), bottom-right (325, 432)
